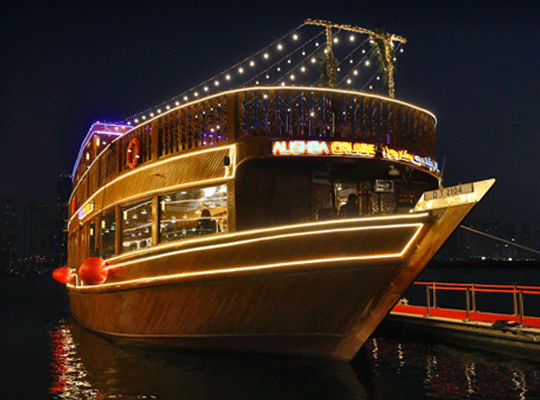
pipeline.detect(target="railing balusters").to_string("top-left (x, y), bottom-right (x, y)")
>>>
top-left (73, 87), bottom-right (438, 209)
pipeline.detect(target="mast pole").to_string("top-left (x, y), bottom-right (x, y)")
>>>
top-left (305, 19), bottom-right (406, 97)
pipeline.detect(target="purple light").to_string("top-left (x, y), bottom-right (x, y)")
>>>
top-left (72, 122), bottom-right (132, 181)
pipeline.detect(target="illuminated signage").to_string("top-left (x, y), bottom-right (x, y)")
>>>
top-left (78, 202), bottom-right (94, 220)
top-left (272, 140), bottom-right (376, 157)
top-left (272, 140), bottom-right (439, 173)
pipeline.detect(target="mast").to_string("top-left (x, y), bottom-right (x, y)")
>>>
top-left (305, 19), bottom-right (407, 98)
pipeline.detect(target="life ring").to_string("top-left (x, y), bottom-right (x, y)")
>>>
top-left (126, 139), bottom-right (141, 169)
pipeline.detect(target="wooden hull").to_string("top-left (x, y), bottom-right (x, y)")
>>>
top-left (68, 180), bottom-right (494, 360)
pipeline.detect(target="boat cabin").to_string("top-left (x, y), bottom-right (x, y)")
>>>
top-left (67, 87), bottom-right (438, 267)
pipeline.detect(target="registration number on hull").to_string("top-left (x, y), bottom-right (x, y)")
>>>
top-left (424, 183), bottom-right (474, 201)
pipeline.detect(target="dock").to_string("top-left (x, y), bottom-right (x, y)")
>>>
top-left (382, 282), bottom-right (540, 357)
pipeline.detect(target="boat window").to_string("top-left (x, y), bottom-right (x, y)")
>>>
top-left (101, 209), bottom-right (116, 258)
top-left (89, 221), bottom-right (96, 257)
top-left (121, 199), bottom-right (153, 253)
top-left (159, 184), bottom-right (227, 243)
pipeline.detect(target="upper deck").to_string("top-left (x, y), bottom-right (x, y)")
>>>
top-left (71, 86), bottom-right (437, 214)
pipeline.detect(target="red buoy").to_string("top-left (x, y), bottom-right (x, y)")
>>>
top-left (79, 257), bottom-right (108, 285)
top-left (52, 267), bottom-right (75, 284)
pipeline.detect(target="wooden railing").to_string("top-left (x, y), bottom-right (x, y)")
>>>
top-left (72, 87), bottom-right (437, 207)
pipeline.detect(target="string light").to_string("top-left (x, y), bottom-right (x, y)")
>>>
top-left (125, 22), bottom-right (406, 123)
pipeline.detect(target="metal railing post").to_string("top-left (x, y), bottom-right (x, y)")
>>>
top-left (432, 281), bottom-right (437, 309)
top-left (513, 285), bottom-right (518, 315)
top-left (471, 283), bottom-right (476, 312)
top-left (426, 284), bottom-right (431, 316)
top-left (465, 287), bottom-right (470, 321)
top-left (519, 289), bottom-right (524, 325)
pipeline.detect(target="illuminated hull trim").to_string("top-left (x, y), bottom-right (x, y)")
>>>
top-left (105, 212), bottom-right (429, 264)
top-left (68, 218), bottom-right (425, 292)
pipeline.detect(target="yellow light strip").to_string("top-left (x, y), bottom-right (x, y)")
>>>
top-left (106, 222), bottom-right (422, 270)
top-left (68, 144), bottom-right (236, 230)
top-left (105, 212), bottom-right (429, 263)
top-left (71, 255), bottom-right (398, 291)
top-left (69, 220), bottom-right (425, 291)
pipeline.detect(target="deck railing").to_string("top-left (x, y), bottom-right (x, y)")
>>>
top-left (414, 281), bottom-right (540, 323)
top-left (73, 87), bottom-right (437, 207)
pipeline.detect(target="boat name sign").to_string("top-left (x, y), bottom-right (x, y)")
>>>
top-left (424, 183), bottom-right (474, 201)
top-left (272, 140), bottom-right (439, 173)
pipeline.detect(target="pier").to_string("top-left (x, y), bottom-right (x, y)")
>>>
top-left (384, 281), bottom-right (540, 357)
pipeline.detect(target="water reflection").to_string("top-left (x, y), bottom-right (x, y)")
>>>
top-left (49, 320), bottom-right (370, 399)
top-left (365, 336), bottom-right (540, 399)
top-left (49, 319), bottom-right (540, 399)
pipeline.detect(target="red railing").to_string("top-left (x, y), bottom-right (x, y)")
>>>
top-left (411, 281), bottom-right (540, 324)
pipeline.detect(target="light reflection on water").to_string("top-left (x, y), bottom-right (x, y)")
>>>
top-left (47, 319), bottom-right (540, 400)
top-left (364, 335), bottom-right (540, 400)
top-left (48, 319), bottom-right (370, 400)
top-left (3, 274), bottom-right (540, 399)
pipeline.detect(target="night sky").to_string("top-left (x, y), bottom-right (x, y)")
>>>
top-left (2, 1), bottom-right (539, 239)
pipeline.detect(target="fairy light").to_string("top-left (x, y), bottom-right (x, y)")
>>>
top-left (183, 96), bottom-right (188, 101)
top-left (292, 33), bottom-right (298, 40)
top-left (311, 57), bottom-right (317, 63)
top-left (353, 70), bottom-right (358, 75)
top-left (238, 67), bottom-right (244, 74)
top-left (263, 53), bottom-right (269, 59)
top-left (249, 60), bottom-right (255, 67)
top-left (290, 74), bottom-right (295, 81)
top-left (214, 80), bottom-right (220, 86)
top-left (350, 35), bottom-right (355, 42)
top-left (277, 44), bottom-right (283, 50)
top-left (365, 60), bottom-right (371, 66)
top-left (225, 74), bottom-right (231, 80)
top-left (300, 66), bottom-right (306, 72)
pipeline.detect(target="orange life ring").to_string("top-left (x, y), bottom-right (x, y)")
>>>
top-left (126, 139), bottom-right (141, 169)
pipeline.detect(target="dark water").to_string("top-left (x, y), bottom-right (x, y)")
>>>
top-left (2, 270), bottom-right (540, 400)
